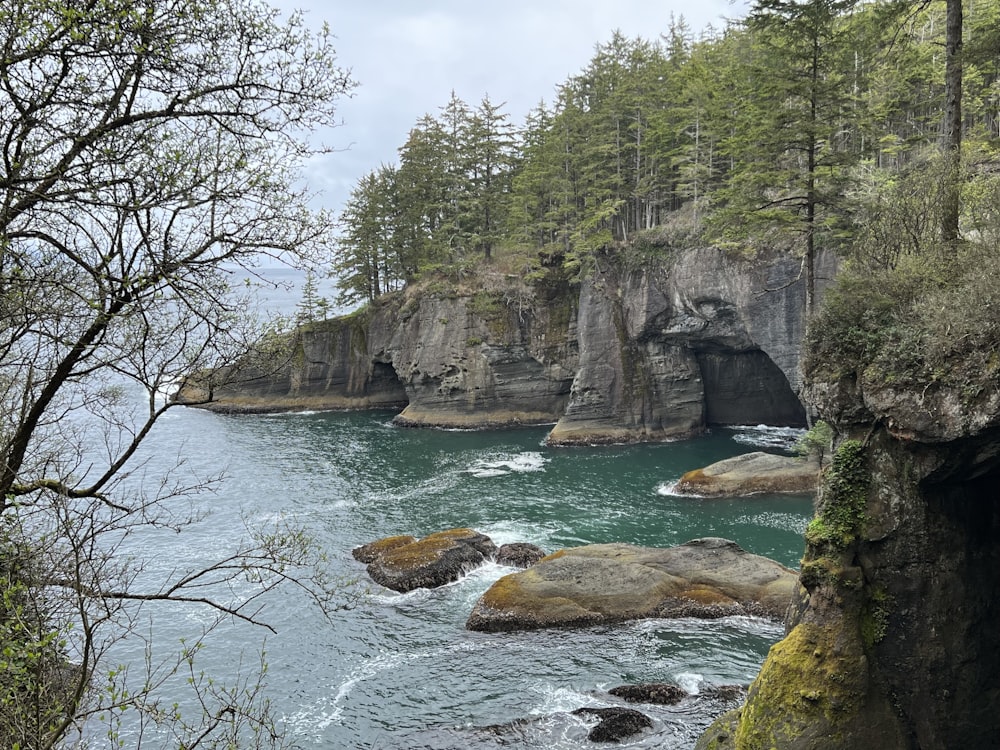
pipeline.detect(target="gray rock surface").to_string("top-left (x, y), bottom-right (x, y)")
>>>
top-left (547, 248), bottom-right (827, 444)
top-left (178, 247), bottom-right (833, 439)
top-left (675, 451), bottom-right (820, 497)
top-left (466, 538), bottom-right (798, 632)
top-left (495, 542), bottom-right (547, 568)
top-left (723, 364), bottom-right (1000, 748)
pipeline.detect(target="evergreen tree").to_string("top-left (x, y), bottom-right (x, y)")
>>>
top-left (336, 164), bottom-right (412, 304)
top-left (714, 0), bottom-right (867, 313)
top-left (396, 115), bottom-right (452, 269)
top-left (465, 95), bottom-right (518, 260)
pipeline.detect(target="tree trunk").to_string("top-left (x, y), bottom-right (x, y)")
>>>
top-left (941, 0), bottom-right (963, 245)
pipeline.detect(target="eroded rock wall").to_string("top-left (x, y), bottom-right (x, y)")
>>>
top-left (180, 246), bottom-right (824, 437)
top-left (371, 282), bottom-right (578, 428)
top-left (546, 247), bottom-right (818, 444)
top-left (718, 372), bottom-right (1000, 749)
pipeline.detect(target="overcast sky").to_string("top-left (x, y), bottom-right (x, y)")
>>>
top-left (279, 1), bottom-right (750, 219)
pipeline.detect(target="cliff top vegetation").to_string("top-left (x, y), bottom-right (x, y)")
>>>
top-left (328, 0), bottom-right (1000, 322)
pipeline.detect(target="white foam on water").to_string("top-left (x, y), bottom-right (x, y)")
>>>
top-left (283, 647), bottom-right (406, 733)
top-left (730, 424), bottom-right (805, 451)
top-left (468, 467), bottom-right (509, 478)
top-left (655, 481), bottom-right (695, 497)
top-left (284, 639), bottom-right (489, 737)
top-left (675, 672), bottom-right (705, 695)
top-left (529, 683), bottom-right (603, 716)
top-left (479, 519), bottom-right (554, 547)
top-left (465, 451), bottom-right (548, 478)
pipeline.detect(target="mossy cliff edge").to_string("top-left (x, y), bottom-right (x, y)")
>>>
top-left (700, 257), bottom-right (1000, 748)
top-left (178, 245), bottom-right (826, 441)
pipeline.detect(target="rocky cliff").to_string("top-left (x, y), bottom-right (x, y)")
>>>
top-left (178, 245), bottom-right (828, 440)
top-left (701, 340), bottom-right (1000, 748)
top-left (546, 246), bottom-right (823, 443)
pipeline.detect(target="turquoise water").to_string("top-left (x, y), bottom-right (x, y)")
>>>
top-left (115, 407), bottom-right (812, 748)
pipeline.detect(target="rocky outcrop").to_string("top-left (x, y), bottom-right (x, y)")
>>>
top-left (354, 530), bottom-right (548, 592)
top-left (675, 452), bottom-right (820, 497)
top-left (177, 276), bottom-right (579, 427)
top-left (466, 538), bottom-right (798, 632)
top-left (178, 246), bottom-right (830, 439)
top-left (610, 683), bottom-right (745, 706)
top-left (495, 542), bottom-right (547, 568)
top-left (174, 311), bottom-right (410, 413)
top-left (572, 707), bottom-right (653, 743)
top-left (714, 373), bottom-right (1000, 747)
top-left (356, 528), bottom-right (497, 593)
top-left (545, 247), bottom-right (828, 444)
top-left (609, 683), bottom-right (687, 705)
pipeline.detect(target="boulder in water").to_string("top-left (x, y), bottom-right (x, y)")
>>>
top-left (674, 451), bottom-right (819, 497)
top-left (496, 542), bottom-right (546, 568)
top-left (352, 535), bottom-right (417, 564)
top-left (362, 528), bottom-right (497, 593)
top-left (609, 683), bottom-right (687, 705)
top-left (466, 537), bottom-right (797, 632)
top-left (572, 707), bottom-right (653, 742)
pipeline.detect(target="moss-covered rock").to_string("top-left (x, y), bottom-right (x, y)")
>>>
top-left (361, 529), bottom-right (497, 593)
top-left (676, 451), bottom-right (820, 497)
top-left (466, 538), bottom-right (797, 632)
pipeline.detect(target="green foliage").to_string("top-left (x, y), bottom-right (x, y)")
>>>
top-left (332, 0), bottom-right (1000, 296)
top-left (335, 0), bottom-right (1000, 302)
top-left (794, 421), bottom-right (834, 465)
top-left (0, 514), bottom-right (76, 750)
top-left (861, 585), bottom-right (893, 648)
top-left (805, 440), bottom-right (869, 551)
top-left (295, 270), bottom-right (330, 325)
top-left (808, 151), bottom-right (1000, 398)
top-left (0, 0), bottom-right (357, 745)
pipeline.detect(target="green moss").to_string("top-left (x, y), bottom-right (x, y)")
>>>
top-left (735, 623), bottom-right (864, 750)
top-left (464, 291), bottom-right (514, 340)
top-left (807, 440), bottom-right (869, 551)
top-left (860, 586), bottom-right (893, 648)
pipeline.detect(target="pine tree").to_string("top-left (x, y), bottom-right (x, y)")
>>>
top-left (714, 0), bottom-right (867, 314)
top-left (465, 95), bottom-right (518, 260)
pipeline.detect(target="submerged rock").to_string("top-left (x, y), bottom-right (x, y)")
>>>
top-left (572, 707), bottom-right (653, 743)
top-left (675, 451), bottom-right (819, 497)
top-left (360, 528), bottom-right (497, 593)
top-left (466, 537), bottom-right (797, 632)
top-left (608, 683), bottom-right (687, 705)
top-left (609, 683), bottom-right (747, 708)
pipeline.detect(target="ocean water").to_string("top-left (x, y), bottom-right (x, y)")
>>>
top-left (106, 405), bottom-right (812, 749)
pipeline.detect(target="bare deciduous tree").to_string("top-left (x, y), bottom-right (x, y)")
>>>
top-left (0, 0), bottom-right (355, 746)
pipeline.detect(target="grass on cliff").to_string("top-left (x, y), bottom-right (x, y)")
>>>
top-left (805, 155), bottom-right (1000, 399)
top-left (807, 245), bottom-right (1000, 396)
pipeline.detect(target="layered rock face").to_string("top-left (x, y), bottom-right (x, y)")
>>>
top-left (178, 247), bottom-right (824, 439)
top-left (546, 248), bottom-right (819, 444)
top-left (718, 375), bottom-right (1000, 748)
top-left (375, 281), bottom-right (578, 428)
top-left (177, 278), bottom-right (577, 425)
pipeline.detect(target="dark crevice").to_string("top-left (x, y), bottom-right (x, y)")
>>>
top-left (695, 349), bottom-right (806, 427)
